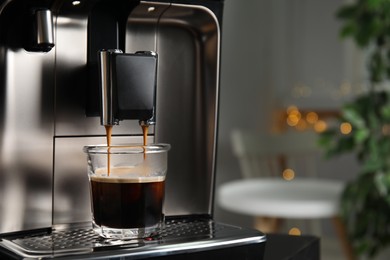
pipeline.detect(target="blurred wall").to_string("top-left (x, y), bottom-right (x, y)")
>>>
top-left (214, 0), bottom-right (362, 228)
top-left (215, 0), bottom-right (270, 227)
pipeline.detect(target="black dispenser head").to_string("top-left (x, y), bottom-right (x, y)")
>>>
top-left (98, 49), bottom-right (157, 126)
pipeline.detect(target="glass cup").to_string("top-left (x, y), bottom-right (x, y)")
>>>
top-left (83, 144), bottom-right (170, 239)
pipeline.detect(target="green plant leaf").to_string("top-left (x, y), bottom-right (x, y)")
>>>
top-left (336, 5), bottom-right (358, 20)
top-left (317, 130), bottom-right (337, 148)
top-left (374, 172), bottom-right (388, 196)
top-left (367, 0), bottom-right (383, 9)
top-left (381, 105), bottom-right (390, 121)
top-left (340, 23), bottom-right (357, 38)
top-left (354, 128), bottom-right (370, 144)
top-left (333, 0), bottom-right (390, 257)
top-left (342, 105), bottom-right (366, 129)
top-left (327, 136), bottom-right (356, 158)
top-left (369, 50), bottom-right (386, 82)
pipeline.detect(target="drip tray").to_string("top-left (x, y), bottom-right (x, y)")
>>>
top-left (0, 217), bottom-right (266, 259)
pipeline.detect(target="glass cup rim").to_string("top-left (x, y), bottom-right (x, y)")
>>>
top-left (83, 143), bottom-right (171, 154)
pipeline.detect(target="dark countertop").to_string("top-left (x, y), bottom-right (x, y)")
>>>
top-left (264, 234), bottom-right (320, 260)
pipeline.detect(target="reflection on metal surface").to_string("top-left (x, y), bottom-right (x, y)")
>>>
top-left (0, 34), bottom-right (55, 232)
top-left (127, 2), bottom-right (220, 216)
top-left (54, 2), bottom-right (142, 136)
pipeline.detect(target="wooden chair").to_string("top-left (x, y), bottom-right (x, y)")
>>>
top-left (217, 129), bottom-right (355, 260)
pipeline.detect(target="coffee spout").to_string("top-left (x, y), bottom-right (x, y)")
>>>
top-left (98, 49), bottom-right (121, 126)
top-left (98, 49), bottom-right (158, 126)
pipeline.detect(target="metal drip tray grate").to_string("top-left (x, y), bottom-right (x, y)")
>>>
top-left (0, 218), bottom-right (266, 259)
top-left (11, 219), bottom-right (217, 252)
top-left (12, 228), bottom-right (99, 253)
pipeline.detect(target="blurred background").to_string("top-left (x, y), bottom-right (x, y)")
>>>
top-left (213, 0), bottom-right (378, 259)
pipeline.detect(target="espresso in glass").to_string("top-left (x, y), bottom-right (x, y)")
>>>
top-left (84, 144), bottom-right (170, 239)
top-left (90, 169), bottom-right (165, 229)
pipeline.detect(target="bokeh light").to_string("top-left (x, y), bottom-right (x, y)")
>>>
top-left (288, 227), bottom-right (302, 236)
top-left (340, 122), bottom-right (352, 135)
top-left (282, 169), bottom-right (295, 181)
top-left (314, 120), bottom-right (327, 133)
top-left (306, 112), bottom-right (318, 124)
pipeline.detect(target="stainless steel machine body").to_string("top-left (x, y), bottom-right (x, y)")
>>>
top-left (0, 0), bottom-right (266, 258)
top-left (0, 0), bottom-right (220, 232)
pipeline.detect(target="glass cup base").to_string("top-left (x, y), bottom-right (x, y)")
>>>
top-left (92, 222), bottom-right (162, 240)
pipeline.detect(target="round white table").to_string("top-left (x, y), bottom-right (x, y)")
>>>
top-left (217, 177), bottom-right (344, 219)
top-left (217, 177), bottom-right (356, 260)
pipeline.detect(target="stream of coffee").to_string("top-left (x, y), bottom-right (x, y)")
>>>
top-left (142, 125), bottom-right (149, 160)
top-left (104, 125), bottom-right (113, 176)
top-left (142, 125), bottom-right (148, 146)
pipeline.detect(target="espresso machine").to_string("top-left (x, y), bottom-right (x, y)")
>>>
top-left (0, 0), bottom-right (266, 258)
